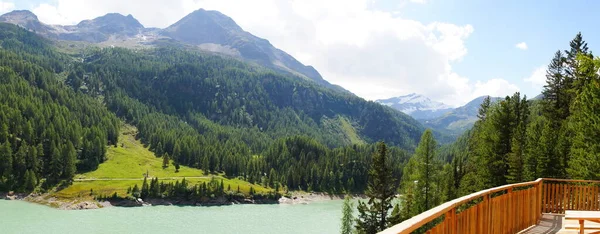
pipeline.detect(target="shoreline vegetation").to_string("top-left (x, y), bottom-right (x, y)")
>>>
top-left (2, 191), bottom-right (362, 210)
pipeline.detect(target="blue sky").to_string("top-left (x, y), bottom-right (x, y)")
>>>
top-left (393, 0), bottom-right (600, 99)
top-left (3, 0), bottom-right (598, 106)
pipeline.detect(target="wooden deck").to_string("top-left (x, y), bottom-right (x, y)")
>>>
top-left (522, 214), bottom-right (600, 234)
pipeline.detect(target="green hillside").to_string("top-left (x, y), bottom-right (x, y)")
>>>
top-left (0, 22), bottom-right (415, 198)
top-left (56, 124), bottom-right (270, 199)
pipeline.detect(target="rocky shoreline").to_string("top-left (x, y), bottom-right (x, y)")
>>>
top-left (3, 191), bottom-right (360, 210)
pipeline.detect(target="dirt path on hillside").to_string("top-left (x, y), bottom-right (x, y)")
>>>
top-left (74, 176), bottom-right (212, 181)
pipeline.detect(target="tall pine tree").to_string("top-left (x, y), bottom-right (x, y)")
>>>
top-left (355, 142), bottom-right (397, 234)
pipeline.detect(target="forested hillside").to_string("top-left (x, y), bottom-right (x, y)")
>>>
top-left (392, 32), bottom-right (600, 224)
top-left (0, 22), bottom-right (421, 194)
top-left (0, 23), bottom-right (119, 191)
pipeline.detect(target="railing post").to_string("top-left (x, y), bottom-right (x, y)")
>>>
top-left (537, 180), bottom-right (543, 223)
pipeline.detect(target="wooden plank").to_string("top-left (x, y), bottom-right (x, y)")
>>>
top-left (544, 178), bottom-right (600, 183)
top-left (565, 210), bottom-right (600, 220)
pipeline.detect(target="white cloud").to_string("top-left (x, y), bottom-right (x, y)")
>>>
top-left (516, 42), bottom-right (528, 50)
top-left (472, 78), bottom-right (520, 99)
top-left (524, 65), bottom-right (546, 93)
top-left (0, 1), bottom-right (15, 14)
top-left (27, 0), bottom-right (519, 106)
top-left (409, 0), bottom-right (427, 4)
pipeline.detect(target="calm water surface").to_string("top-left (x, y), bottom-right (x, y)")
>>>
top-left (0, 199), bottom-right (348, 234)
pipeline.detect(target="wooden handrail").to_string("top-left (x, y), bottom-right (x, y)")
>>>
top-left (381, 178), bottom-right (600, 234)
top-left (381, 178), bottom-right (543, 234)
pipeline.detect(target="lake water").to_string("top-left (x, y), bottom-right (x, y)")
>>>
top-left (0, 199), bottom-right (349, 234)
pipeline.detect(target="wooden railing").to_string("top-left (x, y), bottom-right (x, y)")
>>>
top-left (381, 178), bottom-right (600, 234)
top-left (542, 179), bottom-right (600, 214)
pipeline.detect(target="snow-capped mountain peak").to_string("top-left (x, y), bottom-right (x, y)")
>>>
top-left (376, 93), bottom-right (453, 120)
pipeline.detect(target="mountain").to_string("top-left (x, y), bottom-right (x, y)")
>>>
top-left (376, 93), bottom-right (453, 120)
top-left (161, 9), bottom-right (344, 92)
top-left (0, 10), bottom-right (149, 43)
top-left (0, 10), bottom-right (54, 34)
top-left (422, 96), bottom-right (502, 135)
top-left (61, 13), bottom-right (145, 42)
top-left (0, 22), bottom-right (421, 195)
top-left (0, 9), bottom-right (347, 93)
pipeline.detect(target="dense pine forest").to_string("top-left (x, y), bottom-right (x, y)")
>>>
top-left (0, 22), bottom-right (422, 195)
top-left (347, 32), bottom-right (600, 234)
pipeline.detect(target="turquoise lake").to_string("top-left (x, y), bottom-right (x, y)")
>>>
top-left (0, 199), bottom-right (349, 234)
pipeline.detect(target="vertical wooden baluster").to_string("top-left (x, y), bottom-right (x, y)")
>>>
top-left (470, 207), bottom-right (475, 234)
top-left (447, 207), bottom-right (455, 234)
top-left (555, 183), bottom-right (559, 213)
top-left (505, 194), bottom-right (509, 234)
top-left (560, 183), bottom-right (564, 213)
top-left (586, 184), bottom-right (589, 210)
top-left (568, 183), bottom-right (572, 211)
top-left (484, 194), bottom-right (489, 234)
top-left (507, 189), bottom-right (511, 233)
top-left (539, 181), bottom-right (543, 221)
top-left (592, 185), bottom-right (596, 211)
top-left (526, 188), bottom-right (530, 227)
top-left (548, 183), bottom-right (553, 213)
top-left (579, 185), bottom-right (583, 210)
top-left (555, 183), bottom-right (560, 212)
top-left (495, 195), bottom-right (499, 234)
top-left (563, 183), bottom-right (568, 213)
top-left (519, 190), bottom-right (523, 230)
top-left (560, 183), bottom-right (564, 212)
top-left (583, 184), bottom-right (587, 211)
top-left (593, 186), bottom-right (598, 211)
top-left (536, 183), bottom-right (540, 223)
top-left (575, 184), bottom-right (579, 210)
top-left (545, 182), bottom-right (549, 213)
top-left (477, 202), bottom-right (487, 233)
top-left (527, 187), bottom-right (532, 227)
top-left (459, 211), bottom-right (463, 234)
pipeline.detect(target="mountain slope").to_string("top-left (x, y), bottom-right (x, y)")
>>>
top-left (422, 96), bottom-right (501, 135)
top-left (161, 9), bottom-right (344, 92)
top-left (0, 9), bottom-right (347, 93)
top-left (0, 22), bottom-right (419, 195)
top-left (376, 93), bottom-right (453, 120)
top-left (0, 10), bottom-right (149, 43)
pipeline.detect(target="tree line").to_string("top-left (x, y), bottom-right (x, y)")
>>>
top-left (343, 32), bottom-right (600, 234)
top-left (0, 23), bottom-right (119, 192)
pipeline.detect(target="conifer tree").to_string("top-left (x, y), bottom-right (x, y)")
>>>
top-left (387, 203), bottom-right (402, 227)
top-left (0, 141), bottom-right (13, 186)
top-left (340, 195), bottom-right (354, 234)
top-left (141, 177), bottom-right (149, 199)
top-left (63, 141), bottom-right (77, 179)
top-left (567, 56), bottom-right (600, 179)
top-left (414, 129), bottom-right (441, 212)
top-left (24, 169), bottom-right (37, 191)
top-left (162, 153), bottom-right (169, 169)
top-left (355, 142), bottom-right (397, 234)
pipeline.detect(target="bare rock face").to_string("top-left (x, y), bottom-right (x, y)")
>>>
top-left (0, 10), bottom-right (52, 34)
top-left (0, 10), bottom-right (147, 43)
top-left (64, 201), bottom-right (100, 210)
